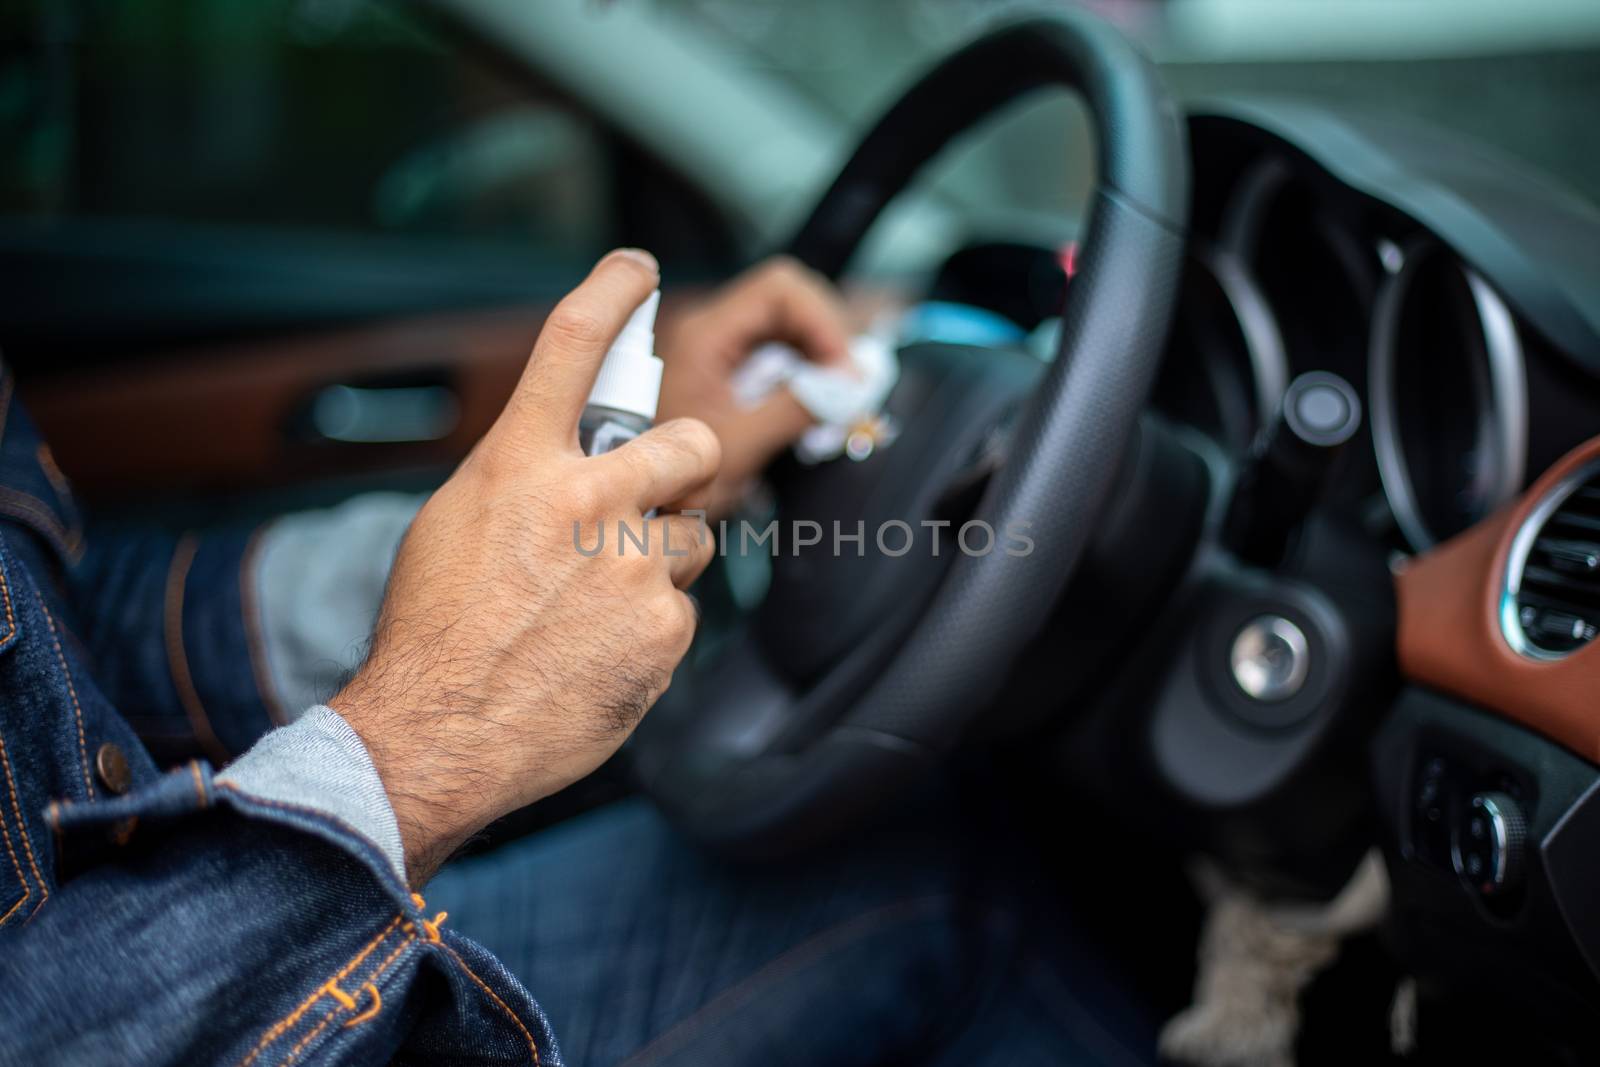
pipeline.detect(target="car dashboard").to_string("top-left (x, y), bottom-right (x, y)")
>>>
top-left (929, 97), bottom-right (1600, 1059)
top-left (1157, 100), bottom-right (1600, 1053)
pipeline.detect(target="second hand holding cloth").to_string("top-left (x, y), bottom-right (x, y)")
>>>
top-left (732, 331), bottom-right (900, 463)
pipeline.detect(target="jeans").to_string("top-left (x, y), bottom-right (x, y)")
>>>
top-left (430, 799), bottom-right (1162, 1067)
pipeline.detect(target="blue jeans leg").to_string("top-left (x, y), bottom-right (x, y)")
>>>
top-left (427, 798), bottom-right (1160, 1067)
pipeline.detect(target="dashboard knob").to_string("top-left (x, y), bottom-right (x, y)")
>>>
top-left (1229, 615), bottom-right (1310, 701)
top-left (1452, 791), bottom-right (1528, 898)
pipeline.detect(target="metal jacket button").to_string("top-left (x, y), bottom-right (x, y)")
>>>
top-left (95, 742), bottom-right (132, 795)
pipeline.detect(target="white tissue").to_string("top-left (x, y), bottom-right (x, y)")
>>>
top-left (731, 334), bottom-right (899, 462)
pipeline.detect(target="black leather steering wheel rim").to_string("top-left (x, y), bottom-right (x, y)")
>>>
top-left (632, 13), bottom-right (1189, 855)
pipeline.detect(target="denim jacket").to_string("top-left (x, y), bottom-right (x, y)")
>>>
top-left (0, 371), bottom-right (561, 1066)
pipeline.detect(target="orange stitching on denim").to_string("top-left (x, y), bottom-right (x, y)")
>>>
top-left (0, 732), bottom-right (46, 913)
top-left (243, 918), bottom-right (403, 1060)
top-left (235, 916), bottom-right (404, 1067)
top-left (367, 933), bottom-right (416, 986)
top-left (323, 980), bottom-right (357, 1011)
top-left (0, 885), bottom-right (26, 927)
top-left (276, 934), bottom-right (416, 1067)
top-left (0, 777), bottom-right (30, 926)
top-left (275, 1009), bottom-right (338, 1067)
top-left (35, 591), bottom-right (94, 800)
top-left (278, 1003), bottom-right (343, 1067)
top-left (110, 816), bottom-right (138, 846)
top-left (407, 891), bottom-right (448, 939)
top-left (0, 549), bottom-right (15, 647)
top-left (441, 943), bottom-right (541, 1066)
top-left (237, 530), bottom-right (289, 726)
top-left (342, 983), bottom-right (382, 1028)
top-left (164, 535), bottom-right (229, 765)
top-left (189, 760), bottom-right (207, 809)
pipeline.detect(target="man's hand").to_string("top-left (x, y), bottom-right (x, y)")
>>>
top-left (332, 249), bottom-right (720, 884)
top-left (656, 257), bottom-right (853, 516)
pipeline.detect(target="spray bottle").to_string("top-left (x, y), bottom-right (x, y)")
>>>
top-left (580, 290), bottom-right (662, 456)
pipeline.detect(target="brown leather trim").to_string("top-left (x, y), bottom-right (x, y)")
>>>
top-left (16, 284), bottom-right (900, 501)
top-left (1396, 434), bottom-right (1600, 765)
top-left (20, 306), bottom-right (555, 500)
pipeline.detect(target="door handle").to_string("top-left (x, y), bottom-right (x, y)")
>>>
top-left (304, 382), bottom-right (460, 444)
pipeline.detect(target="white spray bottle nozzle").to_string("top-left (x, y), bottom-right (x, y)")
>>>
top-left (586, 289), bottom-right (663, 422)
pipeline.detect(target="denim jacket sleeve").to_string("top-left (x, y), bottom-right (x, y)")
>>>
top-left (0, 753), bottom-right (559, 1066)
top-left (71, 493), bottom-right (426, 766)
top-left (69, 522), bottom-right (288, 767)
top-left (0, 535), bottom-right (561, 1066)
top-left (0, 376), bottom-right (558, 1065)
top-left (3, 366), bottom-right (287, 763)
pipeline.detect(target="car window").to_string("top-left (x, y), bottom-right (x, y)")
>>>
top-left (659, 0), bottom-right (1600, 209)
top-left (0, 0), bottom-right (709, 274)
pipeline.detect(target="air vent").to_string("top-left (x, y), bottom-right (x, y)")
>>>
top-left (1502, 461), bottom-right (1600, 660)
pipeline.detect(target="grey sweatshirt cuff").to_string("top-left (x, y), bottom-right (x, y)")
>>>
top-left (253, 492), bottom-right (423, 717)
top-left (217, 705), bottom-right (407, 885)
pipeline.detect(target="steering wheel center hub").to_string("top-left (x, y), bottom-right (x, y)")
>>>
top-left (757, 341), bottom-right (1044, 684)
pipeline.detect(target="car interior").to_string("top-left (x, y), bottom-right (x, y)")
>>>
top-left (5, 2), bottom-right (1600, 1064)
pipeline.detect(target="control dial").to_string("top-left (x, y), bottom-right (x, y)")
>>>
top-left (1452, 791), bottom-right (1528, 898)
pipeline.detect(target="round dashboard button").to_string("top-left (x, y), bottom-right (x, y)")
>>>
top-left (1283, 371), bottom-right (1362, 447)
top-left (1228, 615), bottom-right (1310, 702)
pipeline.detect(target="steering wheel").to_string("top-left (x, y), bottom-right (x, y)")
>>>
top-left (631, 13), bottom-right (1189, 854)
